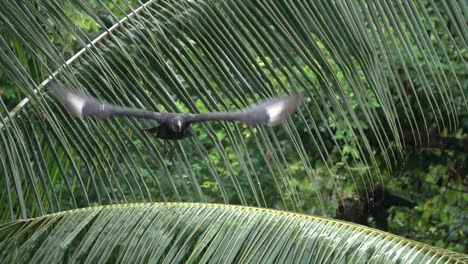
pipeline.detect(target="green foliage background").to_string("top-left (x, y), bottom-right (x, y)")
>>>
top-left (1, 0), bottom-right (466, 255)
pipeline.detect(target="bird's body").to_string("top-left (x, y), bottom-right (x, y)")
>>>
top-left (50, 82), bottom-right (303, 142)
top-left (142, 121), bottom-right (190, 140)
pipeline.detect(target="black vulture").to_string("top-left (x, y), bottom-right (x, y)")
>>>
top-left (50, 82), bottom-right (303, 142)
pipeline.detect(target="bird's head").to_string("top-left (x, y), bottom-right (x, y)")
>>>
top-left (169, 118), bottom-right (184, 133)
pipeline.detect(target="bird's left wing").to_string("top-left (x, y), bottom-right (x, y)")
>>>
top-left (185, 93), bottom-right (304, 126)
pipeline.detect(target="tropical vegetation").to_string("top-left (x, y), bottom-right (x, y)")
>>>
top-left (0, 0), bottom-right (466, 262)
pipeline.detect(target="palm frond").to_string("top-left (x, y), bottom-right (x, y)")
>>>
top-left (1, 203), bottom-right (466, 263)
top-left (0, 0), bottom-right (466, 221)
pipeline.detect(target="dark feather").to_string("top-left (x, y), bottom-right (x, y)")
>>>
top-left (50, 82), bottom-right (303, 141)
top-left (142, 124), bottom-right (191, 140)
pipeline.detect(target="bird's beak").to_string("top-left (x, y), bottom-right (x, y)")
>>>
top-left (177, 119), bottom-right (183, 132)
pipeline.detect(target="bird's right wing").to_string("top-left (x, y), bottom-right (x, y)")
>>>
top-left (49, 82), bottom-right (176, 122)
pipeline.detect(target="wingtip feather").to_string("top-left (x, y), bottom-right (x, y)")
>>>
top-left (266, 92), bottom-right (304, 126)
top-left (49, 82), bottom-right (88, 117)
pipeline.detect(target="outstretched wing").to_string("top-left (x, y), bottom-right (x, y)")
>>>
top-left (185, 93), bottom-right (304, 127)
top-left (50, 82), bottom-right (303, 127)
top-left (49, 82), bottom-right (178, 123)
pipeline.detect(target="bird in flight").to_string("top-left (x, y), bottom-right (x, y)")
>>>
top-left (50, 82), bottom-right (303, 152)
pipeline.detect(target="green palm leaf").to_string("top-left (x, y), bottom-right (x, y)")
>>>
top-left (0, 0), bottom-right (466, 260)
top-left (2, 0), bottom-right (464, 220)
top-left (1, 203), bottom-right (466, 263)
